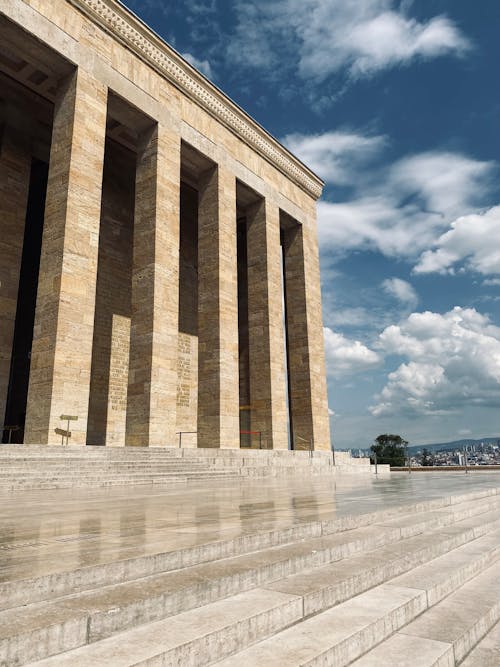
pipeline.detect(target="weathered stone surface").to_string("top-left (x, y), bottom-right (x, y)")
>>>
top-left (1, 0), bottom-right (331, 452)
top-left (197, 166), bottom-right (240, 449)
top-left (247, 199), bottom-right (288, 450)
top-left (283, 218), bottom-right (330, 451)
top-left (24, 69), bottom-right (107, 445)
top-left (126, 124), bottom-right (180, 447)
top-left (87, 142), bottom-right (134, 447)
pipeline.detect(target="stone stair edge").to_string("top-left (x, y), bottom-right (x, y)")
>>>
top-left (352, 555), bottom-right (500, 667)
top-left (1, 488), bottom-right (499, 614)
top-left (0, 444), bottom-right (336, 458)
top-left (16, 516), bottom-right (500, 667)
top-left (213, 547), bottom-right (500, 667)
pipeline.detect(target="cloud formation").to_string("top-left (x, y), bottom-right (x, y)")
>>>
top-left (181, 52), bottom-right (214, 79)
top-left (295, 1), bottom-right (470, 80)
top-left (314, 144), bottom-right (494, 259)
top-left (371, 307), bottom-right (500, 417)
top-left (283, 131), bottom-right (385, 184)
top-left (227, 0), bottom-right (470, 82)
top-left (415, 206), bottom-right (500, 275)
top-left (382, 278), bottom-right (418, 309)
top-left (324, 327), bottom-right (381, 376)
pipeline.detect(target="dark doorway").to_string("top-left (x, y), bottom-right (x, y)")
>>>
top-left (281, 228), bottom-right (294, 450)
top-left (237, 219), bottom-right (250, 445)
top-left (2, 159), bottom-right (48, 443)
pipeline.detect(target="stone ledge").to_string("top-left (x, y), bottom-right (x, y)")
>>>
top-left (66, 0), bottom-right (324, 199)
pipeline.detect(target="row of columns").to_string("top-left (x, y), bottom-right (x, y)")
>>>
top-left (16, 67), bottom-right (327, 449)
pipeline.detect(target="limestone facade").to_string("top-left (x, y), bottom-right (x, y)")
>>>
top-left (0, 0), bottom-right (331, 451)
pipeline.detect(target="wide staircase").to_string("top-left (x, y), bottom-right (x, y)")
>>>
top-left (1, 486), bottom-right (500, 665)
top-left (0, 445), bottom-right (368, 490)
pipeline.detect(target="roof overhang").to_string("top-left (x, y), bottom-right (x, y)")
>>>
top-left (67, 0), bottom-right (325, 200)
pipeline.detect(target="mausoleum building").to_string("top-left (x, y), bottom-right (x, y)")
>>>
top-left (0, 0), bottom-right (330, 451)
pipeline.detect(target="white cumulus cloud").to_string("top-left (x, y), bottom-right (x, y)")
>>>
top-left (324, 327), bottom-right (381, 376)
top-left (283, 131), bottom-right (385, 184)
top-left (382, 278), bottom-right (418, 309)
top-left (414, 206), bottom-right (500, 275)
top-left (227, 0), bottom-right (470, 82)
top-left (371, 307), bottom-right (500, 417)
top-left (181, 52), bottom-right (214, 79)
top-left (316, 149), bottom-right (495, 259)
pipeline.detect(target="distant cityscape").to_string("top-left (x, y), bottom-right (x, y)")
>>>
top-left (409, 441), bottom-right (500, 467)
top-left (344, 437), bottom-right (500, 466)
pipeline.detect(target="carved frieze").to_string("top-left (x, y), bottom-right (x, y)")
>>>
top-left (68, 0), bottom-right (323, 199)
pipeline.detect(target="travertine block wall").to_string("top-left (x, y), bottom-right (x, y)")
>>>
top-left (24, 69), bottom-right (107, 446)
top-left (197, 166), bottom-right (240, 449)
top-left (247, 201), bottom-right (288, 450)
top-left (176, 185), bottom-right (199, 444)
top-left (283, 219), bottom-right (330, 450)
top-left (126, 125), bottom-right (180, 447)
top-left (87, 142), bottom-right (134, 446)
top-left (1, 0), bottom-right (331, 452)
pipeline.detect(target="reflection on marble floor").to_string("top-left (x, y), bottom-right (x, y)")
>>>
top-left (1, 472), bottom-right (500, 585)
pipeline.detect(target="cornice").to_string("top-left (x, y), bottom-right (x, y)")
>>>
top-left (67, 0), bottom-right (324, 199)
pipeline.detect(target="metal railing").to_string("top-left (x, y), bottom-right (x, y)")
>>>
top-left (176, 431), bottom-right (197, 448)
top-left (176, 431), bottom-right (266, 449)
top-left (240, 430), bottom-right (263, 449)
top-left (2, 425), bottom-right (20, 444)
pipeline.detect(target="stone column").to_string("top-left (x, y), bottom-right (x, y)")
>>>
top-left (125, 125), bottom-right (180, 447)
top-left (197, 165), bottom-right (239, 448)
top-left (283, 216), bottom-right (330, 451)
top-left (246, 199), bottom-right (288, 449)
top-left (0, 128), bottom-right (31, 426)
top-left (24, 69), bottom-right (107, 445)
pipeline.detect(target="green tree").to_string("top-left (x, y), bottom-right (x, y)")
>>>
top-left (421, 447), bottom-right (433, 466)
top-left (370, 434), bottom-right (407, 466)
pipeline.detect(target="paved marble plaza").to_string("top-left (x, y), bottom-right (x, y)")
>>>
top-left (2, 472), bottom-right (500, 665)
top-left (2, 471), bottom-right (499, 588)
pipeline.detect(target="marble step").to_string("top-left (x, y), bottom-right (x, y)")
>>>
top-left (0, 470), bottom-right (242, 480)
top-left (0, 460), bottom-right (327, 473)
top-left (0, 473), bottom-right (242, 485)
top-left (1, 504), bottom-right (499, 665)
top-left (33, 528), bottom-right (500, 667)
top-left (351, 558), bottom-right (500, 666)
top-left (0, 463), bottom-right (201, 470)
top-left (2, 491), bottom-right (499, 613)
top-left (26, 588), bottom-right (304, 667)
top-left (0, 468), bottom-right (238, 477)
top-left (0, 470), bottom-right (234, 478)
top-left (0, 461), bottom-right (231, 467)
top-left (0, 448), bottom-right (331, 464)
top-left (214, 540), bottom-right (500, 667)
top-left (460, 618), bottom-right (500, 666)
top-left (0, 477), bottom-right (243, 491)
top-left (264, 523), bottom-right (500, 617)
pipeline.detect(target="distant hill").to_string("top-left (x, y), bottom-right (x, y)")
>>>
top-left (335, 436), bottom-right (500, 455)
top-left (408, 437), bottom-right (500, 454)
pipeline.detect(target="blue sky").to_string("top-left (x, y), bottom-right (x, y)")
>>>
top-left (125, 0), bottom-right (500, 449)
